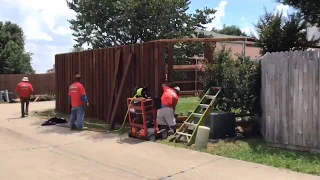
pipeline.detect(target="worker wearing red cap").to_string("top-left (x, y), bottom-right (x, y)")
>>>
top-left (157, 83), bottom-right (180, 133)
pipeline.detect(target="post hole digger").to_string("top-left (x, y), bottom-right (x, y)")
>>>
top-left (117, 87), bottom-right (170, 142)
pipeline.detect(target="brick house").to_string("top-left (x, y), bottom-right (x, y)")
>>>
top-left (195, 29), bottom-right (262, 60)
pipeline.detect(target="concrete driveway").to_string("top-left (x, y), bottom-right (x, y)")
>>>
top-left (0, 101), bottom-right (319, 180)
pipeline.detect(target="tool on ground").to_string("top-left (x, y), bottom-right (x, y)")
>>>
top-left (169, 87), bottom-right (221, 146)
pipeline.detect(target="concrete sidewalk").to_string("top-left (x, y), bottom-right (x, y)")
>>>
top-left (0, 101), bottom-right (319, 180)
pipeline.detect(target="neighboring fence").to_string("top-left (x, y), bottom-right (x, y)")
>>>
top-left (0, 73), bottom-right (55, 95)
top-left (260, 50), bottom-right (320, 152)
top-left (55, 42), bottom-right (166, 127)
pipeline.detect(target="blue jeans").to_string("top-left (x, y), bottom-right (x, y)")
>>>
top-left (70, 105), bottom-right (85, 130)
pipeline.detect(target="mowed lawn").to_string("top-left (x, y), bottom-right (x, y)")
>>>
top-left (175, 97), bottom-right (200, 115)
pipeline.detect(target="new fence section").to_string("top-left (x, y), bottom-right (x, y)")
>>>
top-left (0, 73), bottom-right (55, 95)
top-left (55, 42), bottom-right (166, 127)
top-left (261, 50), bottom-right (320, 152)
top-left (172, 64), bottom-right (204, 96)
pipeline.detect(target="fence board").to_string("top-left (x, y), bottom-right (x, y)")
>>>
top-left (288, 51), bottom-right (294, 145)
top-left (0, 73), bottom-right (55, 96)
top-left (261, 50), bottom-right (320, 152)
top-left (318, 51), bottom-right (320, 149)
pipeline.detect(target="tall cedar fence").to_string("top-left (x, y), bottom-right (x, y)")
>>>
top-left (261, 50), bottom-right (320, 152)
top-left (55, 38), bottom-right (249, 127)
top-left (55, 42), bottom-right (167, 127)
top-left (0, 73), bottom-right (55, 95)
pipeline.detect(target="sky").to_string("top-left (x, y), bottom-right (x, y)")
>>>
top-left (0, 0), bottom-right (292, 73)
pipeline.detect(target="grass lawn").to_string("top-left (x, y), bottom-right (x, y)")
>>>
top-left (159, 138), bottom-right (320, 176)
top-left (169, 97), bottom-right (320, 176)
top-left (33, 98), bottom-right (320, 176)
top-left (175, 97), bottom-right (200, 115)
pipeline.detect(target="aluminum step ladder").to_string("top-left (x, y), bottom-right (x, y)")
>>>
top-left (170, 87), bottom-right (221, 146)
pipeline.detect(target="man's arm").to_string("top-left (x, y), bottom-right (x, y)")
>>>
top-left (173, 98), bottom-right (179, 113)
top-left (80, 85), bottom-right (89, 105)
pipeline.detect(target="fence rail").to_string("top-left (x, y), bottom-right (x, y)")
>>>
top-left (261, 50), bottom-right (320, 152)
top-left (0, 73), bottom-right (55, 95)
top-left (172, 65), bottom-right (203, 96)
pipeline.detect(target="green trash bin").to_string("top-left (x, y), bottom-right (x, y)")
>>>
top-left (203, 110), bottom-right (236, 139)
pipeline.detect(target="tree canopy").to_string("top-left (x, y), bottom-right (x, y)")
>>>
top-left (254, 11), bottom-right (319, 54)
top-left (67, 0), bottom-right (216, 49)
top-left (0, 21), bottom-right (34, 74)
top-left (277, 0), bottom-right (320, 25)
top-left (213, 25), bottom-right (248, 37)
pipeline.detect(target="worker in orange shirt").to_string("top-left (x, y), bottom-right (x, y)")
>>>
top-left (16, 77), bottom-right (34, 118)
top-left (68, 74), bottom-right (89, 131)
top-left (157, 83), bottom-right (180, 134)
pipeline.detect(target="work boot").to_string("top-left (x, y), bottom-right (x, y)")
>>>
top-left (77, 127), bottom-right (88, 131)
top-left (70, 126), bottom-right (77, 130)
top-left (21, 115), bottom-right (25, 118)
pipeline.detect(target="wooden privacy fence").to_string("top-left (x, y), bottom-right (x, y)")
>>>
top-left (55, 37), bottom-right (251, 127)
top-left (55, 42), bottom-right (166, 127)
top-left (261, 50), bottom-right (320, 152)
top-left (0, 73), bottom-right (55, 95)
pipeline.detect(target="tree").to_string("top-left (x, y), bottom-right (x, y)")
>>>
top-left (214, 25), bottom-right (248, 36)
top-left (70, 47), bottom-right (85, 52)
top-left (0, 21), bottom-right (34, 74)
top-left (277, 0), bottom-right (320, 25)
top-left (199, 46), bottom-right (259, 114)
top-left (67, 0), bottom-right (216, 49)
top-left (254, 10), bottom-right (319, 54)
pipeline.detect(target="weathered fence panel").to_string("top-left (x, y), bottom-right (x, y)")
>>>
top-left (55, 42), bottom-right (166, 127)
top-left (261, 50), bottom-right (320, 152)
top-left (0, 73), bottom-right (55, 95)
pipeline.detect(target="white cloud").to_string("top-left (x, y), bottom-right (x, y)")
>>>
top-left (274, 4), bottom-right (290, 17)
top-left (24, 16), bottom-right (52, 41)
top-left (239, 16), bottom-right (258, 38)
top-left (205, 0), bottom-right (227, 30)
top-left (241, 27), bottom-right (252, 35)
top-left (3, 0), bottom-right (75, 38)
top-left (0, 0), bottom-right (77, 72)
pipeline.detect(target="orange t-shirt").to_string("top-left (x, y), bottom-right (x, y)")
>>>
top-left (16, 82), bottom-right (34, 98)
top-left (161, 85), bottom-right (178, 108)
top-left (68, 82), bottom-right (86, 107)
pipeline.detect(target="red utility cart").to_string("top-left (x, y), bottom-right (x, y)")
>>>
top-left (127, 97), bottom-right (168, 141)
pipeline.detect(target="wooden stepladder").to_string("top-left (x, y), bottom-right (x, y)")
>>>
top-left (170, 87), bottom-right (222, 146)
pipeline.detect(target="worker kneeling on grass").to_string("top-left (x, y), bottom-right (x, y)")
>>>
top-left (68, 74), bottom-right (89, 131)
top-left (157, 83), bottom-right (180, 134)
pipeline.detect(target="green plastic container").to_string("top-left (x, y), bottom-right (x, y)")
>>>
top-left (203, 110), bottom-right (236, 139)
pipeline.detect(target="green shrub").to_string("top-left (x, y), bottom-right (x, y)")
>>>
top-left (199, 46), bottom-right (259, 114)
